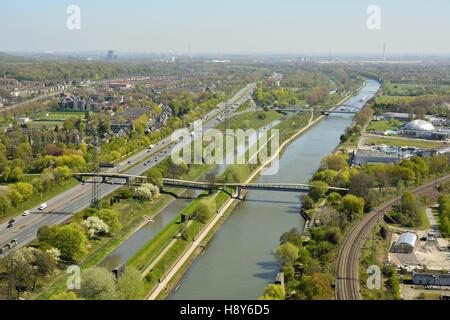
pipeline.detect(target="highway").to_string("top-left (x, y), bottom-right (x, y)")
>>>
top-left (0, 83), bottom-right (256, 257)
top-left (335, 174), bottom-right (450, 300)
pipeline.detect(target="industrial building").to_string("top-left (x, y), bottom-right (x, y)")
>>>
top-left (412, 272), bottom-right (450, 287)
top-left (391, 232), bottom-right (418, 254)
top-left (402, 119), bottom-right (448, 141)
top-left (351, 149), bottom-right (401, 166)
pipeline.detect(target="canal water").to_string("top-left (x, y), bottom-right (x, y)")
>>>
top-left (100, 119), bottom-right (283, 270)
top-left (169, 79), bottom-right (380, 300)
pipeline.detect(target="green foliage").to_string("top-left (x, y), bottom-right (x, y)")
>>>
top-left (146, 168), bottom-right (163, 189)
top-left (390, 192), bottom-right (424, 227)
top-left (194, 197), bottom-right (216, 223)
top-left (280, 228), bottom-right (303, 247)
top-left (116, 188), bottom-right (133, 199)
top-left (37, 223), bottom-right (88, 262)
top-left (327, 192), bottom-right (342, 206)
top-left (438, 195), bottom-right (450, 237)
top-left (308, 180), bottom-right (329, 201)
top-left (296, 273), bottom-right (333, 300)
top-left (93, 209), bottom-right (122, 234)
top-left (80, 267), bottom-right (117, 300)
top-left (275, 242), bottom-right (299, 266)
top-left (300, 194), bottom-right (314, 210)
top-left (321, 154), bottom-right (349, 171)
top-left (259, 284), bottom-right (286, 300)
top-left (341, 195), bottom-right (365, 221)
top-left (116, 267), bottom-right (146, 300)
top-left (4, 247), bottom-right (57, 299)
top-left (133, 183), bottom-right (160, 202)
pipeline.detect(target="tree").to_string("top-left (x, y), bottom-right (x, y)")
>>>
top-left (396, 191), bottom-right (423, 227)
top-left (195, 198), bottom-right (216, 223)
top-left (313, 170), bottom-right (338, 185)
top-left (146, 169), bottom-right (163, 188)
top-left (260, 284), bottom-right (286, 300)
top-left (5, 248), bottom-right (35, 299)
top-left (327, 192), bottom-right (342, 206)
top-left (12, 182), bottom-right (33, 199)
top-left (341, 195), bottom-right (365, 221)
top-left (280, 228), bottom-right (303, 247)
top-left (321, 154), bottom-right (348, 171)
top-left (116, 267), bottom-right (145, 300)
top-left (37, 224), bottom-right (88, 262)
top-left (94, 209), bottom-right (121, 234)
top-left (54, 166), bottom-right (72, 183)
top-left (300, 194), bottom-right (314, 210)
top-left (81, 267), bottom-right (117, 300)
top-left (15, 143), bottom-right (33, 163)
top-left (134, 183), bottom-right (159, 201)
top-left (309, 181), bottom-right (329, 201)
top-left (0, 193), bottom-right (12, 216)
top-left (349, 173), bottom-right (374, 197)
top-left (81, 216), bottom-right (110, 239)
top-left (4, 248), bottom-right (56, 298)
top-left (296, 273), bottom-right (333, 300)
top-left (275, 242), bottom-right (299, 266)
top-left (368, 164), bottom-right (389, 192)
top-left (32, 249), bottom-right (57, 281)
top-left (429, 155), bottom-right (448, 174)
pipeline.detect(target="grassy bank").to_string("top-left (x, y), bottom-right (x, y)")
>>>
top-left (364, 136), bottom-right (445, 149)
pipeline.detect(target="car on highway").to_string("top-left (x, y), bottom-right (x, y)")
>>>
top-left (9, 239), bottom-right (18, 248)
top-left (22, 210), bottom-right (31, 217)
top-left (38, 203), bottom-right (48, 210)
top-left (8, 219), bottom-right (15, 224)
top-left (6, 223), bottom-right (13, 229)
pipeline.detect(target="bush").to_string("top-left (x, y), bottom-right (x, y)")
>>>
top-left (116, 188), bottom-right (133, 199)
top-left (94, 209), bottom-right (121, 234)
top-left (309, 181), bottom-right (329, 201)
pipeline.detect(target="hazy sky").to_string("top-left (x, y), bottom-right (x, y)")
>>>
top-left (1, 0), bottom-right (449, 55)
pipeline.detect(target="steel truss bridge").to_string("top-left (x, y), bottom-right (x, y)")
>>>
top-left (73, 173), bottom-right (349, 197)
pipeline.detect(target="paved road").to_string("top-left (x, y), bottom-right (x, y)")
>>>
top-left (0, 83), bottom-right (256, 257)
top-left (335, 174), bottom-right (450, 300)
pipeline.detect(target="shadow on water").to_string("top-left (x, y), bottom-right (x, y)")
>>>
top-left (254, 261), bottom-right (281, 281)
top-left (241, 199), bottom-right (299, 206)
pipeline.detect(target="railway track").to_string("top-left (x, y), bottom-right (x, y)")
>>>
top-left (335, 174), bottom-right (450, 300)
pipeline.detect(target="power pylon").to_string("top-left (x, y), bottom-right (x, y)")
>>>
top-left (91, 133), bottom-right (101, 209)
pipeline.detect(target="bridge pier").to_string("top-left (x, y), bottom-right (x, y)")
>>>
top-left (235, 187), bottom-right (243, 200)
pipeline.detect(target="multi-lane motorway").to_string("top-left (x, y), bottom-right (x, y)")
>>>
top-left (335, 174), bottom-right (450, 300)
top-left (0, 83), bottom-right (256, 257)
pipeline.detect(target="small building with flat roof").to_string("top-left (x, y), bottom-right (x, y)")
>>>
top-left (412, 272), bottom-right (450, 287)
top-left (352, 149), bottom-right (401, 166)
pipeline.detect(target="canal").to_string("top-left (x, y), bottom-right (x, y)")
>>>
top-left (169, 78), bottom-right (380, 300)
top-left (100, 118), bottom-right (283, 270)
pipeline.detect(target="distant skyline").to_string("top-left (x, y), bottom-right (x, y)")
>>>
top-left (1, 0), bottom-right (450, 55)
